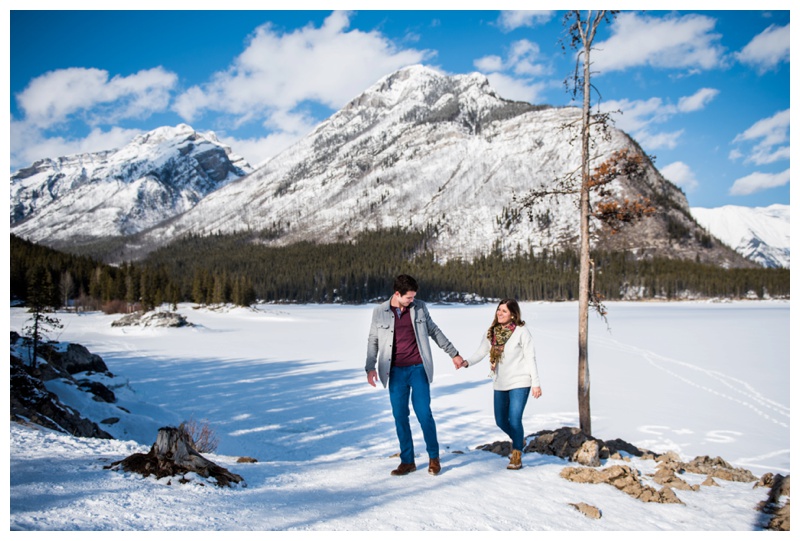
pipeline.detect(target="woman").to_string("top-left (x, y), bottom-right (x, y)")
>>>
top-left (460, 299), bottom-right (542, 470)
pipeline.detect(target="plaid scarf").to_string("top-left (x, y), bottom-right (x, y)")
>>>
top-left (488, 322), bottom-right (516, 372)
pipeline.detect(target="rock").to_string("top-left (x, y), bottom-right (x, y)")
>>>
top-left (701, 475), bottom-right (719, 487)
top-left (524, 427), bottom-right (650, 463)
top-left (112, 311), bottom-right (191, 328)
top-left (574, 439), bottom-right (601, 467)
top-left (561, 465), bottom-right (684, 505)
top-left (10, 353), bottom-right (113, 439)
top-left (653, 466), bottom-right (699, 492)
top-left (77, 380), bottom-right (116, 403)
top-left (604, 438), bottom-right (648, 458)
top-left (236, 456), bottom-right (258, 463)
top-left (569, 502), bottom-right (601, 519)
top-left (656, 450), bottom-right (682, 463)
top-left (476, 440), bottom-right (512, 457)
top-left (49, 343), bottom-right (109, 375)
top-left (755, 473), bottom-right (790, 531)
top-left (683, 455), bottom-right (758, 482)
top-left (756, 473), bottom-right (790, 532)
top-left (767, 501), bottom-right (790, 531)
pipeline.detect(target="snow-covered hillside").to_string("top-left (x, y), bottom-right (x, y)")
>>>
top-left (10, 124), bottom-right (252, 246)
top-left (691, 205), bottom-right (790, 268)
top-left (10, 65), bottom-right (747, 268)
top-left (9, 301), bottom-right (790, 530)
top-left (141, 65), bottom-right (727, 265)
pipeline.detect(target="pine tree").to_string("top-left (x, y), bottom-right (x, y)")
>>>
top-left (22, 266), bottom-right (63, 369)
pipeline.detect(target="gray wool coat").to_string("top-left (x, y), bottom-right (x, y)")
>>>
top-left (365, 299), bottom-right (459, 388)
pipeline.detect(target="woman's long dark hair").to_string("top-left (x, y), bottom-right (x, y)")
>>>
top-left (487, 298), bottom-right (525, 339)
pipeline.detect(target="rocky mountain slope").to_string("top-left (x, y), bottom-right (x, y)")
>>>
top-left (10, 124), bottom-right (252, 250)
top-left (139, 65), bottom-right (746, 266)
top-left (691, 204), bottom-right (790, 268)
top-left (11, 66), bottom-right (750, 267)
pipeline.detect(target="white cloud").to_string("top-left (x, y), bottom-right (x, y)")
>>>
top-left (220, 133), bottom-right (302, 169)
top-left (484, 73), bottom-right (547, 104)
top-left (593, 12), bottom-right (725, 73)
top-left (678, 88), bottom-right (719, 113)
top-left (634, 129), bottom-right (684, 151)
top-left (15, 67), bottom-right (177, 129)
top-left (601, 97), bottom-right (672, 133)
top-left (497, 11), bottom-right (555, 32)
top-left (729, 169), bottom-right (790, 196)
top-left (731, 109), bottom-right (790, 165)
top-left (474, 55), bottom-right (504, 73)
top-left (173, 11), bottom-right (432, 130)
top-left (660, 161), bottom-right (699, 192)
top-left (10, 119), bottom-right (142, 170)
top-left (600, 88), bottom-right (716, 151)
top-left (735, 23), bottom-right (790, 73)
top-left (473, 39), bottom-right (550, 102)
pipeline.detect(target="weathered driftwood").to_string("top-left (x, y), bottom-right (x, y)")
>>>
top-left (107, 426), bottom-right (243, 487)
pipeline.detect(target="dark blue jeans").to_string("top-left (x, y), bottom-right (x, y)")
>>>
top-left (389, 364), bottom-right (438, 464)
top-left (494, 387), bottom-right (531, 451)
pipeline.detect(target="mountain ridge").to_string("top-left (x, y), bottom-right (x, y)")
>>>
top-left (10, 124), bottom-right (252, 249)
top-left (10, 65), bottom-right (762, 269)
top-left (136, 65), bottom-right (747, 267)
top-left (691, 204), bottom-right (790, 268)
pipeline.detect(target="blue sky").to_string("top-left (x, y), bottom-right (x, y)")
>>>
top-left (7, 6), bottom-right (792, 209)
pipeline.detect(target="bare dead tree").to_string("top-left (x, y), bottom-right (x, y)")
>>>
top-left (516, 11), bottom-right (657, 437)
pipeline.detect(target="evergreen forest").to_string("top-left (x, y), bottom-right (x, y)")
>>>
top-left (10, 230), bottom-right (790, 312)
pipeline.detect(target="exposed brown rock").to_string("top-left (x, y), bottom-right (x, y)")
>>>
top-left (569, 502), bottom-right (602, 519)
top-left (561, 465), bottom-right (684, 504)
top-left (682, 456), bottom-right (758, 482)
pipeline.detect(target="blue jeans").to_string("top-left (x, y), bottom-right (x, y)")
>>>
top-left (494, 387), bottom-right (531, 451)
top-left (389, 364), bottom-right (439, 464)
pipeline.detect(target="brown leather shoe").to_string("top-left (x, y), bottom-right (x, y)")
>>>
top-left (391, 462), bottom-right (416, 476)
top-left (428, 457), bottom-right (441, 476)
top-left (507, 449), bottom-right (522, 470)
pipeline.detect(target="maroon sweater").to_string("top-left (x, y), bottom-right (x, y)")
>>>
top-left (392, 304), bottom-right (423, 367)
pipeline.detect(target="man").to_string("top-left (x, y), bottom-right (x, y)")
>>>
top-left (366, 274), bottom-right (464, 476)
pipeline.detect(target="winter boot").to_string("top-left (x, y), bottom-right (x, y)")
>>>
top-left (507, 449), bottom-right (522, 470)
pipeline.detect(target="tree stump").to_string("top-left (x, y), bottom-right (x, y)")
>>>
top-left (107, 426), bottom-right (244, 487)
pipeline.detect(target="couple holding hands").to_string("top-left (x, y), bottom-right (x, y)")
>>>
top-left (365, 274), bottom-right (542, 476)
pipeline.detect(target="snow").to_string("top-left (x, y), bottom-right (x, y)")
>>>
top-left (7, 300), bottom-right (790, 531)
top-left (691, 204), bottom-right (790, 268)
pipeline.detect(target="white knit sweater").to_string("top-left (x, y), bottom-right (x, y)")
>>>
top-left (465, 324), bottom-right (541, 391)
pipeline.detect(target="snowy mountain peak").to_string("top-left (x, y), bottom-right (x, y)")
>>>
top-left (691, 204), bottom-right (790, 268)
top-left (10, 124), bottom-right (253, 246)
top-left (139, 66), bottom-right (742, 267)
top-left (11, 66), bottom-right (752, 269)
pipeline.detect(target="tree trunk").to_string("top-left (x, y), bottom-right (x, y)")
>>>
top-left (107, 426), bottom-right (244, 487)
top-left (577, 12), bottom-right (596, 437)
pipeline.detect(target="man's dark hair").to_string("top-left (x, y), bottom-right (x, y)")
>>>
top-left (393, 274), bottom-right (418, 295)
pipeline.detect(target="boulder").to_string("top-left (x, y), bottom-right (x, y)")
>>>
top-left (49, 343), bottom-right (109, 375)
top-left (112, 311), bottom-right (191, 328)
top-left (10, 353), bottom-right (113, 439)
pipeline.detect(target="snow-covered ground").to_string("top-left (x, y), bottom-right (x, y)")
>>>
top-left (8, 300), bottom-right (790, 531)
